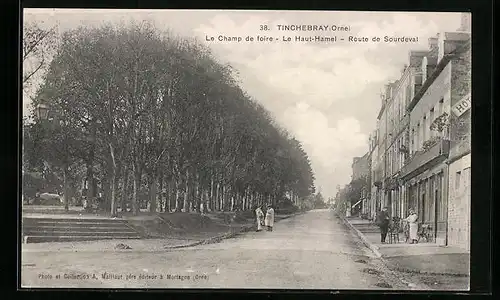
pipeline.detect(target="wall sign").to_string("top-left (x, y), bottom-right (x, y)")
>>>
top-left (451, 93), bottom-right (471, 117)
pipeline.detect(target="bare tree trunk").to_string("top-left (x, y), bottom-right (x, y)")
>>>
top-left (148, 173), bottom-right (157, 213)
top-left (166, 179), bottom-right (172, 213)
top-left (108, 144), bottom-right (118, 217)
top-left (63, 165), bottom-right (69, 211)
top-left (183, 168), bottom-right (190, 212)
top-left (215, 181), bottom-right (220, 211)
top-left (246, 187), bottom-right (250, 210)
top-left (174, 177), bottom-right (182, 212)
top-left (210, 176), bottom-right (215, 211)
top-left (195, 173), bottom-right (201, 213)
top-left (121, 167), bottom-right (129, 212)
top-left (132, 164), bottom-right (141, 216)
top-left (230, 189), bottom-right (234, 212)
top-left (203, 189), bottom-right (209, 213)
top-left (239, 190), bottom-right (243, 211)
top-left (85, 164), bottom-right (95, 208)
top-left (159, 171), bottom-right (164, 212)
top-left (109, 171), bottom-right (117, 217)
top-left (221, 184), bottom-right (225, 211)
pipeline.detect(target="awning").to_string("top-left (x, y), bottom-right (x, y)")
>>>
top-left (352, 199), bottom-right (362, 208)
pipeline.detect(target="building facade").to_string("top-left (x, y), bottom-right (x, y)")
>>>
top-left (447, 16), bottom-right (471, 251)
top-left (361, 14), bottom-right (471, 247)
top-left (352, 154), bottom-right (369, 181)
top-left (351, 153), bottom-right (369, 215)
top-left (368, 130), bottom-right (380, 220)
top-left (399, 32), bottom-right (470, 245)
top-left (446, 43), bottom-right (471, 251)
top-left (381, 50), bottom-right (430, 220)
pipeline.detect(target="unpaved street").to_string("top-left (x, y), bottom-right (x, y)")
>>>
top-left (22, 209), bottom-right (413, 289)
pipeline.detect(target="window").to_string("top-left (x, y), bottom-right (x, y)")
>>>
top-left (411, 128), bottom-right (415, 154)
top-left (422, 115), bottom-right (427, 142)
top-left (455, 171), bottom-right (462, 190)
top-left (416, 123), bottom-right (421, 150)
top-left (405, 85), bottom-right (412, 107)
top-left (437, 174), bottom-right (446, 222)
top-left (430, 108), bottom-right (435, 138)
top-left (463, 167), bottom-right (471, 189)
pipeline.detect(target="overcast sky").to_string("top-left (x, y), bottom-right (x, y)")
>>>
top-left (23, 9), bottom-right (466, 199)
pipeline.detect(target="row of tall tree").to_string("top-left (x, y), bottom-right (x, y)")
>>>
top-left (23, 21), bottom-right (316, 216)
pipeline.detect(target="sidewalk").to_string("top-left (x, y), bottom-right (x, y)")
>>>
top-left (341, 216), bottom-right (470, 276)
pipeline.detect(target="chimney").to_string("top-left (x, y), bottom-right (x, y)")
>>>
top-left (402, 64), bottom-right (408, 75)
top-left (384, 84), bottom-right (391, 100)
top-left (458, 13), bottom-right (471, 32)
top-left (408, 50), bottom-right (428, 67)
top-left (380, 92), bottom-right (385, 106)
top-left (437, 31), bottom-right (471, 61)
top-left (428, 35), bottom-right (439, 51)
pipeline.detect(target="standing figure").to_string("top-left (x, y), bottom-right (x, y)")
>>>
top-left (376, 206), bottom-right (390, 243)
top-left (255, 206), bottom-right (264, 232)
top-left (404, 208), bottom-right (419, 244)
top-left (265, 204), bottom-right (275, 231)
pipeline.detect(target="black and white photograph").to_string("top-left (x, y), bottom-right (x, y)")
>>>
top-left (21, 9), bottom-right (472, 290)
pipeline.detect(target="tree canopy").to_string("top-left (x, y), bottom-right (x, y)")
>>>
top-left (23, 22), bottom-right (316, 216)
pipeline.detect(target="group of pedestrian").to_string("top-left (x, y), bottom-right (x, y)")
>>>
top-left (376, 206), bottom-right (419, 244)
top-left (255, 205), bottom-right (275, 232)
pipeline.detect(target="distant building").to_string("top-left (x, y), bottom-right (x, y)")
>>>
top-left (367, 130), bottom-right (379, 219)
top-left (380, 49), bottom-right (429, 219)
top-left (351, 153), bottom-right (369, 216)
top-left (352, 153), bottom-right (369, 181)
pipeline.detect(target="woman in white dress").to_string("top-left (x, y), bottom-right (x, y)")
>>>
top-left (265, 205), bottom-right (275, 231)
top-left (404, 208), bottom-right (419, 244)
top-left (255, 206), bottom-right (264, 232)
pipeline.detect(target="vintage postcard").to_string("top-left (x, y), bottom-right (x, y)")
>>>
top-left (21, 9), bottom-right (471, 290)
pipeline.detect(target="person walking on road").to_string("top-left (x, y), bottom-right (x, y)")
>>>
top-left (376, 206), bottom-right (390, 243)
top-left (255, 206), bottom-right (265, 232)
top-left (404, 208), bottom-right (419, 244)
top-left (265, 204), bottom-right (275, 231)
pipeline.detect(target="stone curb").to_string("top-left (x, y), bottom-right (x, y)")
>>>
top-left (164, 212), bottom-right (302, 250)
top-left (164, 225), bottom-right (254, 250)
top-left (385, 264), bottom-right (470, 277)
top-left (336, 213), bottom-right (382, 258)
top-left (335, 213), bottom-right (468, 278)
top-left (335, 213), bottom-right (431, 290)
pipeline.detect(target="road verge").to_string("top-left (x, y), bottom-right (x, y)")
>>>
top-left (336, 212), bottom-right (382, 258)
top-left (164, 212), bottom-right (303, 249)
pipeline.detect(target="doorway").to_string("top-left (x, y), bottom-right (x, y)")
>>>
top-left (434, 189), bottom-right (439, 239)
top-left (421, 193), bottom-right (426, 223)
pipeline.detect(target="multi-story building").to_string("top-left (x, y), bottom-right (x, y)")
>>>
top-left (399, 31), bottom-right (470, 245)
top-left (351, 153), bottom-right (369, 215)
top-left (376, 82), bottom-right (398, 211)
top-left (352, 154), bottom-right (369, 181)
top-left (382, 50), bottom-right (430, 220)
top-left (367, 130), bottom-right (380, 220)
top-left (445, 31), bottom-right (471, 251)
